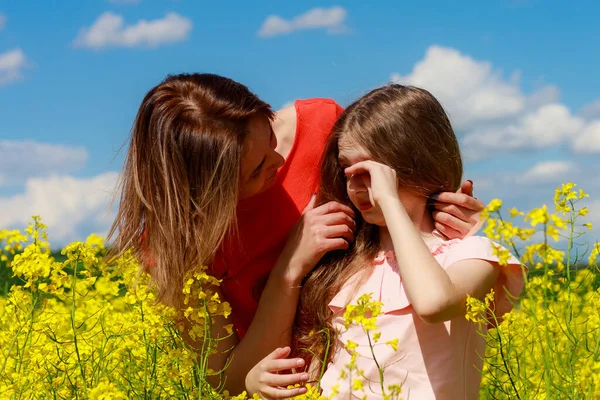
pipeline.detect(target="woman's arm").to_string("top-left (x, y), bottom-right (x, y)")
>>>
top-left (200, 197), bottom-right (355, 395)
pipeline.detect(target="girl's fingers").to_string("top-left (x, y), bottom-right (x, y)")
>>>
top-left (263, 346), bottom-right (291, 362)
top-left (261, 385), bottom-right (308, 400)
top-left (262, 371), bottom-right (310, 387)
top-left (262, 356), bottom-right (305, 372)
top-left (344, 161), bottom-right (373, 176)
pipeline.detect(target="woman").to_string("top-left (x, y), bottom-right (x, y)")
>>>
top-left (108, 73), bottom-right (483, 395)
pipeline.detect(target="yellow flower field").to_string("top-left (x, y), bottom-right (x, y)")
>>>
top-left (0, 183), bottom-right (598, 399)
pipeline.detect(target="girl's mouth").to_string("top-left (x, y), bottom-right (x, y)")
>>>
top-left (358, 202), bottom-right (373, 211)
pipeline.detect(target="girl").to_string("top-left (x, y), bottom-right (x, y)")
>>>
top-left (249, 84), bottom-right (524, 399)
top-left (108, 74), bottom-right (484, 395)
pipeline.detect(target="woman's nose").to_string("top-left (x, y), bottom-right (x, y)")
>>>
top-left (272, 149), bottom-right (285, 169)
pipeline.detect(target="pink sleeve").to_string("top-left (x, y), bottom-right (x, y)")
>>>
top-left (443, 236), bottom-right (526, 321)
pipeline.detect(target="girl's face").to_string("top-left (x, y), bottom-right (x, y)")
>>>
top-left (239, 116), bottom-right (285, 199)
top-left (338, 138), bottom-right (389, 226)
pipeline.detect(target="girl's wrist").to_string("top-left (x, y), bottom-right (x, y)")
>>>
top-left (379, 195), bottom-right (403, 213)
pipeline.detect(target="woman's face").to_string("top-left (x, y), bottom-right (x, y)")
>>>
top-left (239, 116), bottom-right (285, 199)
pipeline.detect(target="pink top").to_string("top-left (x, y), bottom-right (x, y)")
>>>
top-left (320, 236), bottom-right (524, 400)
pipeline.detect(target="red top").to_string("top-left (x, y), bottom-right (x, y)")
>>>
top-left (211, 98), bottom-right (344, 338)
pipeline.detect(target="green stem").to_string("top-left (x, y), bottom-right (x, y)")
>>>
top-left (365, 330), bottom-right (386, 397)
top-left (70, 251), bottom-right (88, 397)
top-left (317, 328), bottom-right (331, 391)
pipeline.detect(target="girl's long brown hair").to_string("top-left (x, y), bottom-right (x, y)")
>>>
top-left (293, 84), bottom-right (463, 370)
top-left (107, 73), bottom-right (273, 307)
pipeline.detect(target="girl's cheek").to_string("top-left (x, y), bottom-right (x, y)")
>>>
top-left (346, 181), bottom-right (354, 197)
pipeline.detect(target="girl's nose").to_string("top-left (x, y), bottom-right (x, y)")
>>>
top-left (349, 173), bottom-right (368, 192)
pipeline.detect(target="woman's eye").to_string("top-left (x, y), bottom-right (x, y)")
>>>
top-left (250, 170), bottom-right (261, 180)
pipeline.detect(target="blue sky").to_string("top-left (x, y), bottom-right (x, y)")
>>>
top-left (1, 0), bottom-right (599, 245)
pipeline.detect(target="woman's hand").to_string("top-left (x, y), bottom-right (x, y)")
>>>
top-left (245, 347), bottom-right (309, 399)
top-left (276, 195), bottom-right (356, 285)
top-left (431, 180), bottom-right (484, 239)
top-left (344, 160), bottom-right (400, 207)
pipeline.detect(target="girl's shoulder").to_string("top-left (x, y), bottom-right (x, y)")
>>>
top-left (428, 236), bottom-right (520, 268)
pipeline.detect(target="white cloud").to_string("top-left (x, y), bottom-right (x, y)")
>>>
top-left (0, 172), bottom-right (120, 246)
top-left (258, 6), bottom-right (348, 38)
top-left (391, 46), bottom-right (527, 131)
top-left (0, 13), bottom-right (6, 31)
top-left (0, 140), bottom-right (88, 186)
top-left (573, 120), bottom-right (600, 154)
top-left (0, 49), bottom-right (28, 85)
top-left (524, 84), bottom-right (560, 110)
top-left (580, 99), bottom-right (600, 120)
top-left (73, 12), bottom-right (192, 50)
top-left (391, 45), bottom-right (595, 160)
top-left (519, 161), bottom-right (576, 184)
top-left (462, 103), bottom-right (585, 158)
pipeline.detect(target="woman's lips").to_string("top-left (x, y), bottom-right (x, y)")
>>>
top-left (266, 171), bottom-right (277, 184)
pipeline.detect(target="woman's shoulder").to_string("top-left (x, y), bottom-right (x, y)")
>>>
top-left (273, 98), bottom-right (341, 157)
top-left (285, 98), bottom-right (344, 121)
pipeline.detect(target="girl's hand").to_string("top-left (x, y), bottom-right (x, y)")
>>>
top-left (245, 347), bottom-right (309, 399)
top-left (344, 161), bottom-right (400, 207)
top-left (276, 196), bottom-right (356, 284)
top-left (431, 180), bottom-right (484, 239)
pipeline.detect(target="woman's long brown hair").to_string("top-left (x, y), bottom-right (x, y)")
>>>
top-left (107, 73), bottom-right (273, 307)
top-left (293, 84), bottom-right (463, 370)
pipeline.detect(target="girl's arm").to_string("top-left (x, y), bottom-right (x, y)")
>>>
top-left (380, 196), bottom-right (500, 323)
top-left (202, 197), bottom-right (355, 395)
top-left (345, 161), bottom-right (500, 324)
